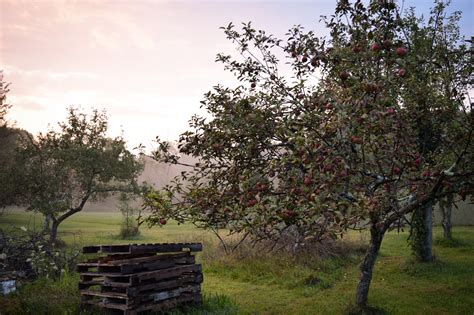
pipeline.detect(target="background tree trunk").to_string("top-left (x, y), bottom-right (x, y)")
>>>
top-left (355, 225), bottom-right (384, 308)
top-left (420, 203), bottom-right (433, 261)
top-left (440, 194), bottom-right (453, 239)
top-left (410, 203), bottom-right (434, 262)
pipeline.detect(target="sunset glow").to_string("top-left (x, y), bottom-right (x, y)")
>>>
top-left (1, 0), bottom-right (472, 150)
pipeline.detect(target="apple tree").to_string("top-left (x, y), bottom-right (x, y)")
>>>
top-left (11, 107), bottom-right (143, 244)
top-left (144, 0), bottom-right (473, 308)
top-left (398, 2), bottom-right (473, 261)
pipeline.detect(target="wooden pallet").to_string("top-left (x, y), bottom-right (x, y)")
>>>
top-left (77, 252), bottom-right (195, 274)
top-left (82, 292), bottom-right (202, 315)
top-left (78, 242), bottom-right (203, 314)
top-left (81, 284), bottom-right (201, 307)
top-left (82, 242), bottom-right (202, 255)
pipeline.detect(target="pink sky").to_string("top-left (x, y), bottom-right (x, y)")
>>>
top-left (1, 0), bottom-right (472, 151)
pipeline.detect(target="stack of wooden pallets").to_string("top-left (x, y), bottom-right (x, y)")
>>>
top-left (77, 243), bottom-right (203, 314)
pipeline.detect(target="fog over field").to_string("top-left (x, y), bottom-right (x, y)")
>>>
top-left (83, 155), bottom-right (195, 212)
top-left (5, 152), bottom-right (473, 224)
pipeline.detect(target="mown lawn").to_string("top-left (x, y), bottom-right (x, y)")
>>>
top-left (0, 210), bottom-right (473, 314)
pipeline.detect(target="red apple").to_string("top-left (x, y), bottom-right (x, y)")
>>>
top-left (396, 47), bottom-right (408, 57)
top-left (251, 82), bottom-right (256, 89)
top-left (282, 209), bottom-right (296, 220)
top-left (323, 164), bottom-right (333, 173)
top-left (302, 56), bottom-right (308, 63)
top-left (393, 167), bottom-right (401, 175)
top-left (363, 83), bottom-right (379, 93)
top-left (414, 156), bottom-right (422, 167)
top-left (398, 68), bottom-right (406, 77)
top-left (386, 108), bottom-right (396, 115)
top-left (351, 136), bottom-right (363, 144)
top-left (247, 199), bottom-right (257, 207)
top-left (370, 43), bottom-right (381, 52)
top-left (159, 218), bottom-right (167, 225)
top-left (256, 182), bottom-right (267, 192)
top-left (383, 39), bottom-right (392, 49)
top-left (304, 176), bottom-right (313, 186)
top-left (339, 71), bottom-right (350, 80)
top-left (352, 45), bottom-right (362, 53)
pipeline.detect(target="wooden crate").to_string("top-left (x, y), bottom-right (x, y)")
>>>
top-left (78, 243), bottom-right (203, 315)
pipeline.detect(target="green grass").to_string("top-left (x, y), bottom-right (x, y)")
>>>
top-left (1, 210), bottom-right (473, 314)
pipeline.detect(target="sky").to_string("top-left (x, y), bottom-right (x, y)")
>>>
top-left (1, 0), bottom-right (473, 152)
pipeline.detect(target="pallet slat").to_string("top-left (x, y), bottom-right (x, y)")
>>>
top-left (82, 242), bottom-right (202, 254)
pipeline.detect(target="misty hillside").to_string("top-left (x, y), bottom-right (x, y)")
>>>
top-left (83, 154), bottom-right (196, 213)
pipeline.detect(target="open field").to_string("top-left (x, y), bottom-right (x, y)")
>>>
top-left (1, 211), bottom-right (473, 314)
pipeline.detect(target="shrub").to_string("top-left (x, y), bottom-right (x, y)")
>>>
top-left (118, 192), bottom-right (141, 239)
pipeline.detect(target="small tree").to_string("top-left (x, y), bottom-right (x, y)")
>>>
top-left (118, 192), bottom-right (141, 239)
top-left (12, 107), bottom-right (143, 244)
top-left (144, 0), bottom-right (472, 309)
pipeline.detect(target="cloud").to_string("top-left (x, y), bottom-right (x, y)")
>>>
top-left (90, 28), bottom-right (122, 50)
top-left (3, 65), bottom-right (100, 81)
top-left (9, 95), bottom-right (47, 111)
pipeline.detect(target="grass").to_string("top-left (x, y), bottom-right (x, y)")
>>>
top-left (1, 210), bottom-right (473, 314)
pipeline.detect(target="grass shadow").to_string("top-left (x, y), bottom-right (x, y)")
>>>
top-left (164, 294), bottom-right (239, 315)
top-left (344, 304), bottom-right (388, 315)
top-left (434, 237), bottom-right (467, 248)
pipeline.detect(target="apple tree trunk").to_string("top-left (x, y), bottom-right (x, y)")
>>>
top-left (49, 219), bottom-right (59, 245)
top-left (355, 225), bottom-right (385, 307)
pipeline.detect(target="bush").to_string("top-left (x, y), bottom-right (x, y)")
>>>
top-left (118, 192), bottom-right (141, 239)
top-left (0, 227), bottom-right (80, 279)
top-left (119, 224), bottom-right (140, 239)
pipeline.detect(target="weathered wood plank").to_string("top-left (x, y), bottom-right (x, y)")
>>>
top-left (82, 242), bottom-right (202, 254)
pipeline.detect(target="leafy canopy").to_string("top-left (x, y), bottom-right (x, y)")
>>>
top-left (14, 107), bottom-right (143, 218)
top-left (145, 0), bottom-right (472, 247)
